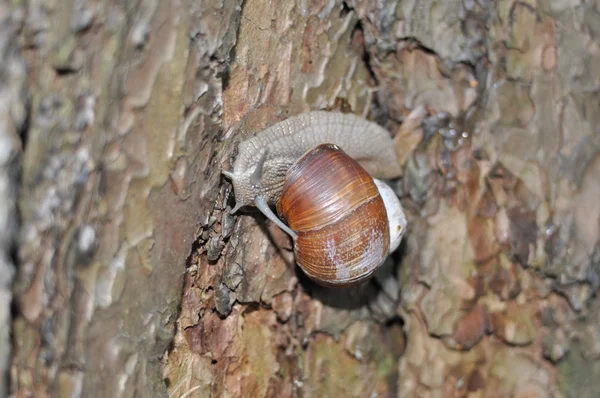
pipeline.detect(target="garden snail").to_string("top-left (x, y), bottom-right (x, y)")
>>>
top-left (223, 111), bottom-right (407, 287)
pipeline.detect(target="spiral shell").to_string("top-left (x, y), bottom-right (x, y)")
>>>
top-left (276, 144), bottom-right (390, 286)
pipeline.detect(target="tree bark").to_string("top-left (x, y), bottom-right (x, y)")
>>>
top-left (7, 0), bottom-right (600, 397)
top-left (0, 4), bottom-right (28, 397)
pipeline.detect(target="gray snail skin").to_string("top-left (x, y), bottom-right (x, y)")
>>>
top-left (223, 111), bottom-right (407, 286)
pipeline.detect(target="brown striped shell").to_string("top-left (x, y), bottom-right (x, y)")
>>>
top-left (276, 144), bottom-right (390, 287)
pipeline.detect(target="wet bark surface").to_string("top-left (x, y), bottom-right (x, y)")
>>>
top-left (6, 0), bottom-right (600, 397)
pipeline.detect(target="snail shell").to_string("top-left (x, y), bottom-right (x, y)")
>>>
top-left (277, 144), bottom-right (391, 286)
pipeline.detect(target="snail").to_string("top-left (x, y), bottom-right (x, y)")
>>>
top-left (223, 111), bottom-right (407, 287)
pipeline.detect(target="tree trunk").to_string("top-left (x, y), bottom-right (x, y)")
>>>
top-left (6, 0), bottom-right (600, 397)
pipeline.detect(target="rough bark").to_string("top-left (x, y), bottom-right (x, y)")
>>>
top-left (7, 0), bottom-right (600, 397)
top-left (0, 4), bottom-right (28, 396)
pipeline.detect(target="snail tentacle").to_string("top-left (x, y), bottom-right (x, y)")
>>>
top-left (250, 147), bottom-right (268, 186)
top-left (254, 196), bottom-right (298, 240)
top-left (222, 170), bottom-right (245, 214)
top-left (223, 148), bottom-right (269, 214)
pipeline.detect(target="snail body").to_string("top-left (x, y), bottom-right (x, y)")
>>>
top-left (225, 111), bottom-right (402, 212)
top-left (223, 111), bottom-right (407, 286)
